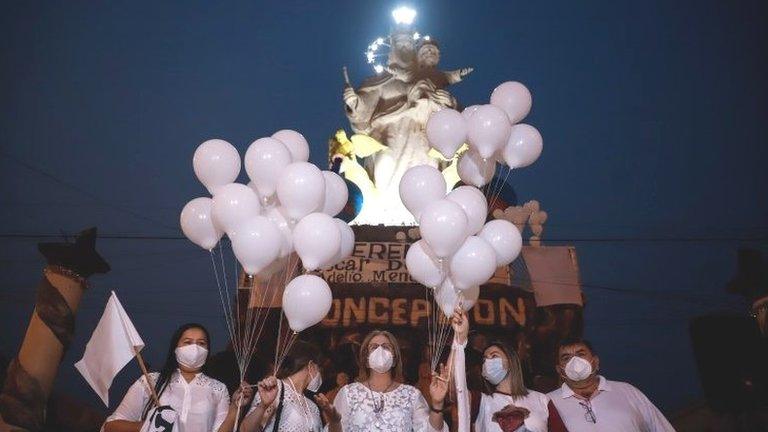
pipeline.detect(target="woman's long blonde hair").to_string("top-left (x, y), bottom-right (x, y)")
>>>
top-left (356, 330), bottom-right (404, 382)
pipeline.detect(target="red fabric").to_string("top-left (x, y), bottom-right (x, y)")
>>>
top-left (470, 391), bottom-right (570, 432)
top-left (492, 406), bottom-right (529, 431)
top-left (547, 400), bottom-right (569, 432)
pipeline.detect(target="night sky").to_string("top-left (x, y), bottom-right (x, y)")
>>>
top-left (1, 0), bottom-right (767, 416)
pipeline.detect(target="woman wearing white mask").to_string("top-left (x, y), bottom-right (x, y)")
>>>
top-left (315, 330), bottom-right (450, 432)
top-left (451, 309), bottom-right (567, 432)
top-left (241, 340), bottom-right (327, 432)
top-left (103, 323), bottom-right (253, 432)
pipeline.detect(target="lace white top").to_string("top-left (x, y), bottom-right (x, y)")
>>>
top-left (247, 380), bottom-right (323, 432)
top-left (330, 382), bottom-right (448, 432)
top-left (103, 371), bottom-right (230, 432)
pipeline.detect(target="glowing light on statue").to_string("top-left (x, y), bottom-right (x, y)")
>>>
top-left (392, 6), bottom-right (416, 25)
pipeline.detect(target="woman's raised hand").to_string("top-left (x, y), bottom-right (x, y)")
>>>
top-left (314, 393), bottom-right (341, 422)
top-left (452, 306), bottom-right (469, 344)
top-left (257, 376), bottom-right (279, 406)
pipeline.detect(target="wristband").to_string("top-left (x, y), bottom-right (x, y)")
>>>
top-left (430, 404), bottom-right (445, 414)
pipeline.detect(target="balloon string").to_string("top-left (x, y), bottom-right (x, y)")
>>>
top-left (233, 392), bottom-right (243, 432)
top-left (274, 308), bottom-right (286, 370)
top-left (426, 287), bottom-right (434, 372)
top-left (233, 250), bottom-right (244, 374)
top-left (275, 331), bottom-right (299, 373)
top-left (218, 242), bottom-right (240, 362)
top-left (488, 166), bottom-right (513, 215)
top-left (211, 250), bottom-right (237, 359)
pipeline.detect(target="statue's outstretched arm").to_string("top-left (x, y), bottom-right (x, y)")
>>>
top-left (446, 67), bottom-right (474, 85)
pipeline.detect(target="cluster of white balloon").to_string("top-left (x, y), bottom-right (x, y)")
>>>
top-left (426, 81), bottom-right (543, 188)
top-left (400, 167), bottom-right (522, 317)
top-left (179, 130), bottom-right (354, 334)
top-left (403, 81), bottom-right (542, 319)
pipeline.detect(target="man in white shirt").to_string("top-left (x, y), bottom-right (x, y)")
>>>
top-left (548, 337), bottom-right (675, 432)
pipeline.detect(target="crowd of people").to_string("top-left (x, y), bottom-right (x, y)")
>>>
top-left (103, 311), bottom-right (675, 432)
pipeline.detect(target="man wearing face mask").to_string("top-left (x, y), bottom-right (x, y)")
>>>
top-left (548, 338), bottom-right (675, 432)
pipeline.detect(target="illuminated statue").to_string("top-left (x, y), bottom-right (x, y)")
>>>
top-left (339, 18), bottom-right (473, 225)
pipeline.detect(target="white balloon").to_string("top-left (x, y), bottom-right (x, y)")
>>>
top-left (321, 218), bottom-right (355, 268)
top-left (435, 278), bottom-right (480, 317)
top-left (334, 218), bottom-right (356, 263)
top-left (193, 139), bottom-right (241, 195)
top-left (405, 240), bottom-right (444, 287)
top-left (449, 236), bottom-right (497, 290)
top-left (276, 162), bottom-right (326, 221)
top-left (502, 124), bottom-right (543, 169)
top-left (461, 105), bottom-right (481, 120)
top-left (211, 183), bottom-right (261, 236)
top-left (426, 108), bottom-right (467, 159)
top-left (293, 213), bottom-right (341, 271)
top-left (244, 137), bottom-right (292, 198)
top-left (446, 185), bottom-right (488, 236)
top-left (265, 207), bottom-right (294, 257)
top-left (419, 199), bottom-right (468, 258)
top-left (457, 149), bottom-right (496, 187)
top-left (180, 197), bottom-right (223, 250)
top-left (272, 129), bottom-right (310, 162)
top-left (282, 275), bottom-right (333, 332)
top-left (321, 171), bottom-right (349, 216)
top-left (399, 165), bottom-right (446, 220)
top-left (230, 216), bottom-right (282, 275)
top-left (466, 105), bottom-right (511, 159)
top-left (490, 81), bottom-right (532, 124)
top-left (479, 219), bottom-right (523, 266)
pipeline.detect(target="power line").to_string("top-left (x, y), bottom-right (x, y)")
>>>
top-left (0, 232), bottom-right (765, 243)
top-left (0, 151), bottom-right (179, 231)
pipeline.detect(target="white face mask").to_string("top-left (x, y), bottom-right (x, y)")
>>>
top-left (564, 356), bottom-right (593, 382)
top-left (175, 344), bottom-right (208, 370)
top-left (368, 346), bottom-right (394, 374)
top-left (307, 367), bottom-right (322, 393)
top-left (482, 357), bottom-right (509, 385)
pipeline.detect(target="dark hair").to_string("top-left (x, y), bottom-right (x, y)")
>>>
top-left (556, 337), bottom-right (596, 356)
top-left (272, 340), bottom-right (322, 432)
top-left (481, 340), bottom-right (528, 398)
top-left (276, 340), bottom-right (321, 379)
top-left (142, 323), bottom-right (210, 419)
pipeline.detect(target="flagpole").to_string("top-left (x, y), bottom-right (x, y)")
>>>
top-left (133, 345), bottom-right (161, 408)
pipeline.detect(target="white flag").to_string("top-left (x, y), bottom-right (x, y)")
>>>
top-left (75, 291), bottom-right (145, 406)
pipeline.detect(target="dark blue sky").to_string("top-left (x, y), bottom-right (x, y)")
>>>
top-left (1, 0), bottom-right (766, 415)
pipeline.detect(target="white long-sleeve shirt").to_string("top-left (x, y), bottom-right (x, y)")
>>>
top-left (330, 382), bottom-right (448, 432)
top-left (103, 371), bottom-right (230, 432)
top-left (547, 376), bottom-right (675, 432)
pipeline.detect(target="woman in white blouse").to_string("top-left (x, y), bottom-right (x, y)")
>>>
top-left (314, 329), bottom-right (450, 432)
top-left (451, 309), bottom-right (567, 432)
top-left (241, 340), bottom-right (328, 432)
top-left (103, 323), bottom-right (253, 432)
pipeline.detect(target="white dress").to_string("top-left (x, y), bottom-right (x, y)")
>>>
top-left (330, 382), bottom-right (448, 432)
top-left (247, 380), bottom-right (323, 432)
top-left (103, 371), bottom-right (230, 432)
